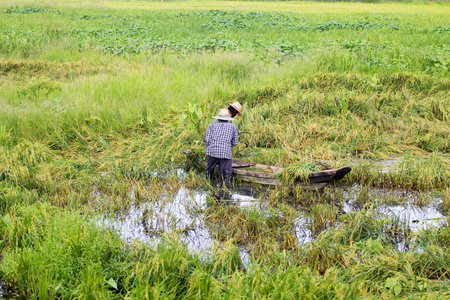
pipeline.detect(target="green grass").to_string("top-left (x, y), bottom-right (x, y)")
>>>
top-left (2, 198), bottom-right (450, 299)
top-left (0, 0), bottom-right (449, 298)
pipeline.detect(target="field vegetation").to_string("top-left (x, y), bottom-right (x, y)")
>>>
top-left (0, 0), bottom-right (449, 298)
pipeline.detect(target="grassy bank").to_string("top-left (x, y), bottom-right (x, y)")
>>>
top-left (0, 0), bottom-right (449, 298)
top-left (2, 196), bottom-right (450, 299)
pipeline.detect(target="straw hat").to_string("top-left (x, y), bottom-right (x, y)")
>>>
top-left (228, 101), bottom-right (242, 116)
top-left (212, 108), bottom-right (234, 121)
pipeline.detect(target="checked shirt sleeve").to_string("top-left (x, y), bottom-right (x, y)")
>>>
top-left (204, 125), bottom-right (212, 145)
top-left (231, 124), bottom-right (239, 147)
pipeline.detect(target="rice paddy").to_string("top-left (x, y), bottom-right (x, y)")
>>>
top-left (0, 0), bottom-right (449, 298)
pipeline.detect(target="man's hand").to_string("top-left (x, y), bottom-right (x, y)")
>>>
top-left (238, 130), bottom-right (243, 135)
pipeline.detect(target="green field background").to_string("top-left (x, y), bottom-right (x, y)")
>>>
top-left (0, 1), bottom-right (449, 299)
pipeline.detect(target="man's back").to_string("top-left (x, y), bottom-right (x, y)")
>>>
top-left (204, 122), bottom-right (239, 159)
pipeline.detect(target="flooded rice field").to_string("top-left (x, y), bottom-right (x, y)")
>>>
top-left (100, 185), bottom-right (263, 253)
top-left (99, 175), bottom-right (447, 257)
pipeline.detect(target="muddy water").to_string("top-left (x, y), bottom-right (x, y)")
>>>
top-left (100, 182), bottom-right (446, 255)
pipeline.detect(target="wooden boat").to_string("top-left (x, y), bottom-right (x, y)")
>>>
top-left (184, 149), bottom-right (351, 190)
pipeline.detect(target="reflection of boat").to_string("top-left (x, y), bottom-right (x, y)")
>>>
top-left (184, 149), bottom-right (351, 190)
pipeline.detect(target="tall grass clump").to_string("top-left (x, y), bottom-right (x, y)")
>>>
top-left (0, 203), bottom-right (125, 299)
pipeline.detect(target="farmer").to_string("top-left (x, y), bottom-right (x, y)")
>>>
top-left (203, 108), bottom-right (239, 189)
top-left (227, 101), bottom-right (242, 119)
top-left (210, 102), bottom-right (243, 134)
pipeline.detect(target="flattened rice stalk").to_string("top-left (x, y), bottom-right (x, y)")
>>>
top-left (277, 163), bottom-right (323, 183)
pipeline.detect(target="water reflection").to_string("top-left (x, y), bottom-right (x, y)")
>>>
top-left (100, 184), bottom-right (445, 255)
top-left (0, 281), bottom-right (19, 299)
top-left (101, 187), bottom-right (212, 252)
top-left (343, 184), bottom-right (445, 231)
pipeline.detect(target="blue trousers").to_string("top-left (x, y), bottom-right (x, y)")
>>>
top-left (205, 156), bottom-right (233, 188)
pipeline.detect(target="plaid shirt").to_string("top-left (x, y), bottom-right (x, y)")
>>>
top-left (204, 122), bottom-right (239, 159)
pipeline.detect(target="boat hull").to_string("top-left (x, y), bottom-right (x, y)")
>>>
top-left (184, 150), bottom-right (351, 190)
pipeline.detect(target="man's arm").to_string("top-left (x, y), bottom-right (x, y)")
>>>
top-left (203, 126), bottom-right (211, 144)
top-left (231, 125), bottom-right (239, 147)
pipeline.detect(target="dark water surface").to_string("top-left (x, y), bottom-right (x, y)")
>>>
top-left (0, 282), bottom-right (19, 299)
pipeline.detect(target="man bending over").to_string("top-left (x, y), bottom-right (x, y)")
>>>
top-left (203, 108), bottom-right (239, 189)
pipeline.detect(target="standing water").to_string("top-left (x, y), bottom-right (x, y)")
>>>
top-left (99, 182), bottom-right (446, 255)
